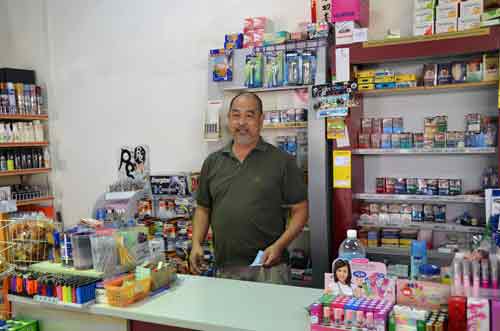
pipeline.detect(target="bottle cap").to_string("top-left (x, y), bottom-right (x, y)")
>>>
top-left (347, 229), bottom-right (357, 239)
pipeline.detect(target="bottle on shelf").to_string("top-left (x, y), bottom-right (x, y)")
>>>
top-left (338, 229), bottom-right (366, 261)
top-left (43, 149), bottom-right (50, 168)
top-left (7, 152), bottom-right (14, 171)
top-left (410, 240), bottom-right (427, 280)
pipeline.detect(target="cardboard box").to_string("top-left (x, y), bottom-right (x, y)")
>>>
top-left (414, 8), bottom-right (435, 23)
top-left (436, 3), bottom-right (459, 19)
top-left (460, 0), bottom-right (483, 18)
top-left (436, 18), bottom-right (458, 33)
top-left (414, 0), bottom-right (436, 10)
top-left (332, 0), bottom-right (370, 26)
top-left (458, 16), bottom-right (482, 30)
top-left (483, 53), bottom-right (500, 81)
top-left (438, 0), bottom-right (460, 4)
top-left (414, 22), bottom-right (435, 36)
top-left (482, 7), bottom-right (500, 21)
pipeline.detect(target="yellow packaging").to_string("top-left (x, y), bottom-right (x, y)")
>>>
top-left (358, 77), bottom-right (374, 84)
top-left (374, 76), bottom-right (396, 83)
top-left (399, 239), bottom-right (413, 247)
top-left (357, 70), bottom-right (375, 78)
top-left (396, 74), bottom-right (417, 82)
top-left (381, 238), bottom-right (400, 245)
top-left (483, 53), bottom-right (499, 81)
top-left (359, 83), bottom-right (375, 90)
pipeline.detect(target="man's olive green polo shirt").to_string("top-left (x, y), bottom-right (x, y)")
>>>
top-left (197, 138), bottom-right (307, 268)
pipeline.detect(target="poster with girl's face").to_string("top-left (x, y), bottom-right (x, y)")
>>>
top-left (325, 258), bottom-right (396, 303)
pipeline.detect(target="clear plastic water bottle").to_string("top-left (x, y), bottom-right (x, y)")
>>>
top-left (338, 230), bottom-right (366, 261)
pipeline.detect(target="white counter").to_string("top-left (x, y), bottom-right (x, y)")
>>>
top-left (11, 275), bottom-right (322, 331)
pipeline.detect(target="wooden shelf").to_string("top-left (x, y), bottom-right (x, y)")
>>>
top-left (342, 27), bottom-right (500, 64)
top-left (354, 193), bottom-right (484, 204)
top-left (366, 246), bottom-right (454, 262)
top-left (16, 196), bottom-right (54, 206)
top-left (357, 218), bottom-right (485, 234)
top-left (224, 85), bottom-right (311, 93)
top-left (0, 142), bottom-right (48, 148)
top-left (263, 122), bottom-right (308, 129)
top-left (0, 168), bottom-right (51, 177)
top-left (0, 114), bottom-right (48, 121)
top-left (358, 81), bottom-right (497, 96)
top-left (352, 147), bottom-right (497, 155)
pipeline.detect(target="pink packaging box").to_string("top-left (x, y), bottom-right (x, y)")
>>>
top-left (332, 0), bottom-right (370, 26)
top-left (491, 300), bottom-right (499, 331)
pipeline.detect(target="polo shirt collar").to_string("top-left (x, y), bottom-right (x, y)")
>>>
top-left (222, 137), bottom-right (268, 155)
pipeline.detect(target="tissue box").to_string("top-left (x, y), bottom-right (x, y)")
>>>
top-left (335, 21), bottom-right (359, 45)
top-left (458, 16), bottom-right (482, 31)
top-left (436, 18), bottom-right (458, 33)
top-left (414, 0), bottom-right (437, 10)
top-left (413, 22), bottom-right (435, 36)
top-left (414, 8), bottom-right (435, 23)
top-left (460, 0), bottom-right (483, 18)
top-left (436, 3), bottom-right (459, 19)
top-left (332, 0), bottom-right (370, 27)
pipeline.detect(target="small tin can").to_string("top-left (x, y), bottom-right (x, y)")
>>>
top-left (413, 133), bottom-right (424, 149)
top-left (264, 111), bottom-right (272, 124)
top-left (400, 133), bottom-right (412, 149)
top-left (391, 134), bottom-right (401, 149)
top-left (395, 178), bottom-right (406, 194)
top-left (412, 204), bottom-right (423, 222)
top-left (423, 204), bottom-right (434, 222)
top-left (434, 205), bottom-right (446, 223)
top-left (381, 134), bottom-right (392, 149)
top-left (406, 178), bottom-right (418, 194)
top-left (417, 178), bottom-right (427, 195)
top-left (295, 108), bottom-right (307, 122)
top-left (270, 111), bottom-right (280, 123)
top-left (438, 179), bottom-right (449, 196)
top-left (426, 179), bottom-right (438, 195)
top-left (376, 177), bottom-right (386, 193)
top-left (286, 109), bottom-right (296, 122)
top-left (358, 133), bottom-right (370, 148)
top-left (280, 110), bottom-right (288, 123)
top-left (449, 179), bottom-right (462, 195)
top-left (456, 131), bottom-right (465, 148)
top-left (371, 133), bottom-right (381, 148)
top-left (446, 131), bottom-right (457, 148)
top-left (385, 178), bottom-right (396, 194)
top-left (434, 133), bottom-right (446, 148)
top-left (361, 118), bottom-right (373, 134)
top-left (372, 118), bottom-right (383, 133)
top-left (392, 117), bottom-right (404, 134)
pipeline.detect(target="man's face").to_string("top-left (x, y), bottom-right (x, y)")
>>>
top-left (228, 96), bottom-right (263, 145)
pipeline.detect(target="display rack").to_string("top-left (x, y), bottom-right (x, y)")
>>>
top-left (330, 27), bottom-right (500, 264)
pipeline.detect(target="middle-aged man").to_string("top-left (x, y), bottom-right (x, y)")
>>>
top-left (189, 92), bottom-right (308, 284)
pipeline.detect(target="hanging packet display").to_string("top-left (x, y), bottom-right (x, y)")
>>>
top-left (302, 51), bottom-right (317, 85)
top-left (210, 49), bottom-right (233, 82)
top-left (244, 53), bottom-right (264, 88)
top-left (264, 51), bottom-right (285, 88)
top-left (285, 51), bottom-right (302, 85)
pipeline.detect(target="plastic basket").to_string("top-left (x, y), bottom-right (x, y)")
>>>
top-left (5, 320), bottom-right (38, 331)
top-left (104, 274), bottom-right (151, 307)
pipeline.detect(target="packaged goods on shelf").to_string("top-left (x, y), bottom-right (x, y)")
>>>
top-left (332, 0), bottom-right (370, 26)
top-left (436, 3), bottom-right (459, 20)
top-left (263, 31), bottom-right (290, 47)
top-left (243, 17), bottom-right (273, 48)
top-left (436, 17), bottom-right (458, 33)
top-left (414, 0), bottom-right (436, 10)
top-left (483, 53), bottom-right (500, 81)
top-left (374, 177), bottom-right (463, 196)
top-left (0, 79), bottom-right (44, 115)
top-left (335, 21), bottom-right (358, 45)
top-left (458, 16), bottom-right (482, 31)
top-left (466, 57), bottom-right (483, 82)
top-left (210, 49), bottom-right (233, 82)
top-left (460, 0), bottom-right (483, 18)
top-left (224, 33), bottom-right (243, 50)
top-left (413, 21), bottom-right (435, 36)
top-left (483, 7), bottom-right (500, 21)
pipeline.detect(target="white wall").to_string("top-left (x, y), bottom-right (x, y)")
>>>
top-left (1, 0), bottom-right (413, 225)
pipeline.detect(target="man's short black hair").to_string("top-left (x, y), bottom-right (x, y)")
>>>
top-left (229, 92), bottom-right (263, 114)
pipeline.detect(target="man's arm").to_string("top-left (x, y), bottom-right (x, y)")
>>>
top-left (263, 200), bottom-right (308, 267)
top-left (189, 205), bottom-right (211, 274)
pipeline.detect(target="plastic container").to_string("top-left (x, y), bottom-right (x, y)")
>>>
top-left (410, 240), bottom-right (427, 280)
top-left (71, 232), bottom-right (94, 270)
top-left (104, 274), bottom-right (151, 307)
top-left (418, 264), bottom-right (441, 282)
top-left (90, 231), bottom-right (119, 275)
top-left (338, 230), bottom-right (366, 261)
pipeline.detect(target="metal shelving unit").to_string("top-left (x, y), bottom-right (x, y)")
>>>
top-left (357, 218), bottom-right (485, 234)
top-left (358, 81), bottom-right (497, 96)
top-left (263, 122), bottom-right (308, 129)
top-left (354, 193), bottom-right (484, 204)
top-left (352, 147), bottom-right (497, 155)
top-left (365, 246), bottom-right (454, 264)
top-left (224, 85), bottom-right (312, 93)
top-left (16, 196), bottom-right (55, 207)
top-left (0, 142), bottom-right (49, 148)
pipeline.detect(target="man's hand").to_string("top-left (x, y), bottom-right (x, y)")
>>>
top-left (189, 243), bottom-right (204, 275)
top-left (262, 243), bottom-right (284, 268)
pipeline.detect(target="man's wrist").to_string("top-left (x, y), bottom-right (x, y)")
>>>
top-left (192, 240), bottom-right (203, 249)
